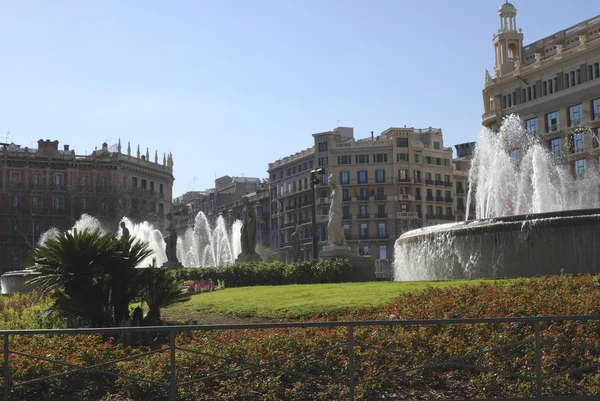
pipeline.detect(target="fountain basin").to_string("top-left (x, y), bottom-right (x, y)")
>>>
top-left (394, 208), bottom-right (600, 281)
top-left (0, 270), bottom-right (41, 295)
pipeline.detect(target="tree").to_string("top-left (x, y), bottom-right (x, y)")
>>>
top-left (30, 228), bottom-right (153, 327)
top-left (138, 266), bottom-right (191, 325)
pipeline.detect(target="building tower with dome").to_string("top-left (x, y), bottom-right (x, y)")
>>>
top-left (481, 2), bottom-right (600, 179)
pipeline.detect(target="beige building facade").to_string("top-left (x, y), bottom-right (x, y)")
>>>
top-left (482, 3), bottom-right (600, 176)
top-left (268, 127), bottom-right (470, 261)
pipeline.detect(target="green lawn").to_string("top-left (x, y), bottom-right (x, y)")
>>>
top-left (162, 280), bottom-right (485, 323)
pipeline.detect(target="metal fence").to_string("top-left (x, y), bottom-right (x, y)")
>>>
top-left (3, 315), bottom-right (600, 400)
top-left (375, 259), bottom-right (394, 280)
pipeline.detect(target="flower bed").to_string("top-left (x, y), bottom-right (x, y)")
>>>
top-left (3, 275), bottom-right (600, 400)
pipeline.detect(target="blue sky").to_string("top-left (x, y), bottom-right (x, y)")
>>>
top-left (1, 1), bottom-right (597, 196)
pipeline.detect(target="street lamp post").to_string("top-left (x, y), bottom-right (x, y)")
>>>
top-left (310, 168), bottom-right (324, 260)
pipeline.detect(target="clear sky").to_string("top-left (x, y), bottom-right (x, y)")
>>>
top-left (1, 1), bottom-right (597, 197)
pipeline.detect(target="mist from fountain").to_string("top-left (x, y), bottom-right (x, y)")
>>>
top-left (394, 115), bottom-right (600, 281)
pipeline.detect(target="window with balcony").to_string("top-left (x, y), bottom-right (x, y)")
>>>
top-left (359, 223), bottom-right (368, 238)
top-left (546, 111), bottom-right (560, 132)
top-left (342, 188), bottom-right (350, 201)
top-left (340, 171), bottom-right (350, 184)
top-left (318, 142), bottom-right (328, 152)
top-left (375, 170), bottom-right (385, 183)
top-left (376, 187), bottom-right (385, 200)
top-left (400, 203), bottom-right (408, 213)
top-left (357, 171), bottom-right (367, 184)
top-left (321, 173), bottom-right (328, 185)
top-left (53, 195), bottom-right (64, 210)
top-left (377, 204), bottom-right (386, 218)
top-left (396, 138), bottom-right (408, 147)
top-left (551, 138), bottom-right (562, 156)
top-left (427, 205), bottom-right (434, 217)
top-left (53, 173), bottom-right (64, 185)
top-left (10, 172), bottom-right (20, 183)
top-left (574, 159), bottom-right (586, 177)
top-left (526, 118), bottom-right (538, 135)
top-left (359, 188), bottom-right (369, 200)
top-left (593, 98), bottom-right (600, 121)
top-left (32, 173), bottom-right (42, 185)
top-left (99, 176), bottom-right (108, 187)
top-left (434, 142), bottom-right (440, 149)
top-left (573, 132), bottom-right (585, 153)
top-left (319, 157), bottom-right (328, 166)
top-left (398, 169), bottom-right (409, 181)
top-left (343, 224), bottom-right (351, 238)
top-left (342, 206), bottom-right (350, 220)
top-left (375, 153), bottom-right (388, 163)
top-left (338, 155), bottom-right (351, 164)
top-left (359, 205), bottom-right (368, 219)
top-left (11, 194), bottom-right (19, 208)
top-left (32, 195), bottom-right (41, 209)
top-left (141, 179), bottom-right (147, 190)
top-left (510, 149), bottom-right (520, 167)
top-left (81, 197), bottom-right (88, 210)
top-left (568, 104), bottom-right (583, 127)
top-left (356, 154), bottom-right (369, 164)
top-left (397, 153), bottom-right (409, 162)
top-left (378, 223), bottom-right (386, 236)
top-left (414, 170), bottom-right (421, 183)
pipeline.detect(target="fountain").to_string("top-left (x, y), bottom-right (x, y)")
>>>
top-left (1, 212), bottom-right (243, 294)
top-left (177, 212), bottom-right (242, 267)
top-left (395, 115), bottom-right (600, 280)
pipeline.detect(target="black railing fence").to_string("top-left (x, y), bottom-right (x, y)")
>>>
top-left (3, 315), bottom-right (600, 400)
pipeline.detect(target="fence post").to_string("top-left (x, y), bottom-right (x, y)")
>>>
top-left (347, 324), bottom-right (355, 401)
top-left (169, 331), bottom-right (176, 401)
top-left (3, 334), bottom-right (10, 401)
top-left (534, 320), bottom-right (542, 397)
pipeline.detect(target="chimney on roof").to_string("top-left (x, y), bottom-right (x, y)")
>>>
top-left (64, 145), bottom-right (70, 151)
top-left (371, 131), bottom-right (374, 140)
top-left (102, 142), bottom-right (108, 150)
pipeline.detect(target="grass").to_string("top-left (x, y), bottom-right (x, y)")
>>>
top-left (162, 279), bottom-right (486, 323)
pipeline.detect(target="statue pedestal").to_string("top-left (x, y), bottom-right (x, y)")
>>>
top-left (319, 246), bottom-right (375, 282)
top-left (319, 245), bottom-right (353, 259)
top-left (235, 253), bottom-right (262, 263)
top-left (162, 261), bottom-right (183, 269)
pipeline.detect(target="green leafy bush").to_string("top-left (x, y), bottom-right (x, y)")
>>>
top-left (172, 259), bottom-right (352, 287)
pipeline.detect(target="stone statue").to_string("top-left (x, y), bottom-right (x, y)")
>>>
top-left (327, 174), bottom-right (345, 246)
top-left (239, 197), bottom-right (258, 256)
top-left (290, 226), bottom-right (301, 262)
top-left (120, 222), bottom-right (130, 242)
top-left (164, 213), bottom-right (180, 265)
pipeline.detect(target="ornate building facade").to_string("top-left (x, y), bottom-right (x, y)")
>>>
top-left (482, 3), bottom-right (600, 176)
top-left (0, 139), bottom-right (174, 273)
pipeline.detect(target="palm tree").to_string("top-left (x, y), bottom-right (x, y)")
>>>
top-left (30, 228), bottom-right (153, 327)
top-left (30, 228), bottom-right (116, 327)
top-left (139, 267), bottom-right (191, 325)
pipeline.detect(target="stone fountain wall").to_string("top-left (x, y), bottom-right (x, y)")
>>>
top-left (394, 209), bottom-right (600, 281)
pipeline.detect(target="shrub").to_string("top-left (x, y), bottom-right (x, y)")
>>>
top-left (172, 259), bottom-right (352, 287)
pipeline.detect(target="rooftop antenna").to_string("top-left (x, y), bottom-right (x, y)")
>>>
top-left (3, 131), bottom-right (12, 143)
top-left (336, 120), bottom-right (342, 127)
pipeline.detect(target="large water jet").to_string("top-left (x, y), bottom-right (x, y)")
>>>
top-left (395, 115), bottom-right (600, 280)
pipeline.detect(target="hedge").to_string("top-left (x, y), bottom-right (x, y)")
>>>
top-left (171, 259), bottom-right (352, 287)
